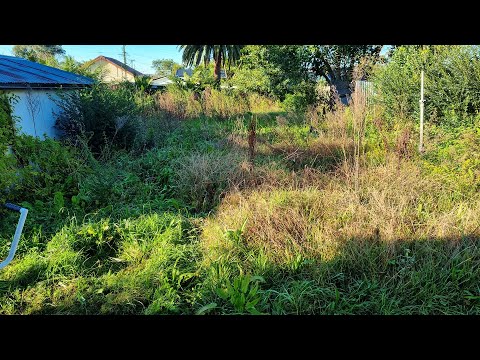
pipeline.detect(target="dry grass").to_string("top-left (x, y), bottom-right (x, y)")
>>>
top-left (156, 90), bottom-right (202, 119)
top-left (201, 155), bottom-right (480, 265)
top-left (203, 88), bottom-right (249, 118)
top-left (155, 87), bottom-right (279, 121)
top-left (269, 137), bottom-right (354, 171)
top-left (248, 93), bottom-right (281, 113)
top-left (197, 91), bottom-right (480, 269)
top-left (172, 151), bottom-right (246, 212)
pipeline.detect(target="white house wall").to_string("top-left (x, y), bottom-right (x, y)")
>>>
top-left (10, 89), bottom-right (69, 139)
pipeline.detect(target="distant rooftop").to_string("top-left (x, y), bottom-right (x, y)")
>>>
top-left (175, 68), bottom-right (193, 78)
top-left (0, 55), bottom-right (94, 89)
top-left (89, 56), bottom-right (144, 77)
top-left (150, 77), bottom-right (173, 87)
top-left (174, 68), bottom-right (227, 79)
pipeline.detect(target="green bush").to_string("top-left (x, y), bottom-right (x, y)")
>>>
top-left (0, 93), bottom-right (19, 205)
top-left (230, 66), bottom-right (271, 96)
top-left (54, 83), bottom-right (143, 153)
top-left (282, 92), bottom-right (311, 113)
top-left (11, 135), bottom-right (89, 205)
top-left (374, 45), bottom-right (480, 127)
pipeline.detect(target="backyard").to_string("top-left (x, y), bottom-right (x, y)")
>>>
top-left (1, 45), bottom-right (480, 314)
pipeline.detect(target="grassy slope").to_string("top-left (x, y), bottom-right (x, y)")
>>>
top-left (1, 108), bottom-right (480, 315)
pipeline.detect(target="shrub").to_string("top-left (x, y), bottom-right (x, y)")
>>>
top-left (229, 66), bottom-right (272, 96)
top-left (374, 45), bottom-right (480, 127)
top-left (10, 135), bottom-right (89, 205)
top-left (0, 92), bottom-right (18, 205)
top-left (54, 83), bottom-right (142, 153)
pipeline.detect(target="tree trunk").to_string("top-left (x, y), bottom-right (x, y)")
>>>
top-left (331, 79), bottom-right (352, 106)
top-left (214, 52), bottom-right (222, 88)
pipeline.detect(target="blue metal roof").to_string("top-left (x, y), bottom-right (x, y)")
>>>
top-left (0, 55), bottom-right (94, 89)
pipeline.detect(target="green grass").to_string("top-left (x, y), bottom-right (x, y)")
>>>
top-left (2, 108), bottom-right (480, 315)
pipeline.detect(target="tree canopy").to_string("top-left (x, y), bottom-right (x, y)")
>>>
top-left (12, 45), bottom-right (65, 64)
top-left (179, 45), bottom-right (243, 85)
top-left (152, 59), bottom-right (180, 77)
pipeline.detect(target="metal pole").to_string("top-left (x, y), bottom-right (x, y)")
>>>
top-left (122, 45), bottom-right (127, 81)
top-left (419, 69), bottom-right (425, 153)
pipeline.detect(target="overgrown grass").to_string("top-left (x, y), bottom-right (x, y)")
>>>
top-left (2, 88), bottom-right (480, 314)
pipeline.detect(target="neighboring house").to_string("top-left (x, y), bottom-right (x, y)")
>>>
top-left (148, 67), bottom-right (228, 90)
top-left (85, 56), bottom-right (143, 83)
top-left (148, 69), bottom-right (192, 90)
top-left (175, 68), bottom-right (227, 79)
top-left (0, 55), bottom-right (94, 139)
top-left (174, 68), bottom-right (193, 79)
top-left (149, 76), bottom-right (173, 89)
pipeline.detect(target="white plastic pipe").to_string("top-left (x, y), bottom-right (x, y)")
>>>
top-left (0, 207), bottom-right (28, 270)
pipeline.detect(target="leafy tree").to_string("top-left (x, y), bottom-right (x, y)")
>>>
top-left (231, 45), bottom-right (274, 96)
top-left (58, 55), bottom-right (100, 80)
top-left (234, 45), bottom-right (383, 105)
top-left (374, 45), bottom-right (480, 127)
top-left (179, 45), bottom-right (242, 86)
top-left (305, 45), bottom-right (383, 97)
top-left (12, 45), bottom-right (65, 64)
top-left (187, 64), bottom-right (216, 88)
top-left (152, 59), bottom-right (180, 77)
top-left (233, 45), bottom-right (316, 110)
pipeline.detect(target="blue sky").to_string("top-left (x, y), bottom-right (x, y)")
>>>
top-left (0, 45), bottom-right (390, 75)
top-left (0, 45), bottom-right (183, 74)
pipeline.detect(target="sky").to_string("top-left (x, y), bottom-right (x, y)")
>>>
top-left (0, 45), bottom-right (390, 75)
top-left (0, 45), bottom-right (183, 75)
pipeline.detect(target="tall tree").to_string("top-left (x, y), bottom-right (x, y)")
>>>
top-left (235, 45), bottom-right (383, 104)
top-left (152, 59), bottom-right (180, 77)
top-left (12, 45), bottom-right (65, 64)
top-left (179, 45), bottom-right (242, 85)
top-left (306, 45), bottom-right (383, 98)
top-left (235, 45), bottom-right (316, 103)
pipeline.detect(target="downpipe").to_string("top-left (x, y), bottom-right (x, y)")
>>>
top-left (0, 203), bottom-right (28, 270)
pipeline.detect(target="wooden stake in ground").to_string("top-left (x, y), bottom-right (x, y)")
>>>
top-left (248, 116), bottom-right (256, 167)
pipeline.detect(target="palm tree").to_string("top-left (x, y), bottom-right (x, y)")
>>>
top-left (179, 45), bottom-right (242, 86)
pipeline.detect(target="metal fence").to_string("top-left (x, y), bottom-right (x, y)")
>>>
top-left (354, 80), bottom-right (374, 106)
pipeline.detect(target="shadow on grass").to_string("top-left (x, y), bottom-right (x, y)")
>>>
top-left (4, 234), bottom-right (480, 315)
top-left (202, 234), bottom-right (480, 315)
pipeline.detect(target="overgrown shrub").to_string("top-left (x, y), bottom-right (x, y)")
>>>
top-left (54, 83), bottom-right (142, 153)
top-left (0, 92), bottom-right (17, 148)
top-left (374, 45), bottom-right (480, 127)
top-left (0, 93), bottom-right (19, 205)
top-left (10, 135), bottom-right (89, 205)
top-left (281, 81), bottom-right (317, 113)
